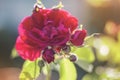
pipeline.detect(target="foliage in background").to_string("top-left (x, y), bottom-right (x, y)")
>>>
top-left (82, 21), bottom-right (120, 80)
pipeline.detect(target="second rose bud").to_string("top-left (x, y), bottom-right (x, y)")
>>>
top-left (70, 29), bottom-right (87, 46)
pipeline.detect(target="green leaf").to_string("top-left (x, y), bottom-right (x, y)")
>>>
top-left (71, 47), bottom-right (95, 63)
top-left (101, 36), bottom-right (116, 49)
top-left (84, 35), bottom-right (94, 46)
top-left (100, 36), bottom-right (120, 64)
top-left (75, 59), bottom-right (94, 72)
top-left (19, 60), bottom-right (40, 80)
top-left (84, 33), bottom-right (100, 46)
top-left (59, 58), bottom-right (77, 80)
top-left (82, 73), bottom-right (99, 80)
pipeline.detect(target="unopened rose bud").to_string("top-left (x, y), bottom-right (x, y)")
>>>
top-left (69, 54), bottom-right (77, 62)
top-left (42, 48), bottom-right (55, 63)
top-left (70, 29), bottom-right (87, 46)
top-left (62, 45), bottom-right (71, 54)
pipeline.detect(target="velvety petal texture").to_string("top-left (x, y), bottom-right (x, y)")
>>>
top-left (15, 7), bottom-right (86, 63)
top-left (16, 37), bottom-right (41, 61)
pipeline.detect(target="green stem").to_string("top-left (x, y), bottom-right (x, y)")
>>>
top-left (34, 60), bottom-right (37, 79)
top-left (46, 63), bottom-right (51, 80)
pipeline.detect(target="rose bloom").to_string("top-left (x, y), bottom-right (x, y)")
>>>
top-left (15, 7), bottom-right (86, 63)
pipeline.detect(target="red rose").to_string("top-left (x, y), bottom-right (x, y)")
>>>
top-left (15, 8), bottom-right (78, 63)
top-left (70, 29), bottom-right (87, 46)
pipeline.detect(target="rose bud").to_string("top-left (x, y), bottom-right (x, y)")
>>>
top-left (42, 48), bottom-right (55, 63)
top-left (69, 54), bottom-right (77, 62)
top-left (70, 29), bottom-right (87, 46)
top-left (62, 45), bottom-right (71, 54)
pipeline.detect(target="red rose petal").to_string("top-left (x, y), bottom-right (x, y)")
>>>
top-left (15, 37), bottom-right (41, 61)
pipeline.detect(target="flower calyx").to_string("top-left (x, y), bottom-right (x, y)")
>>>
top-left (52, 2), bottom-right (64, 9)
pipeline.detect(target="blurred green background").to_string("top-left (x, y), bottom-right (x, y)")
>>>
top-left (1, 0), bottom-right (120, 80)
